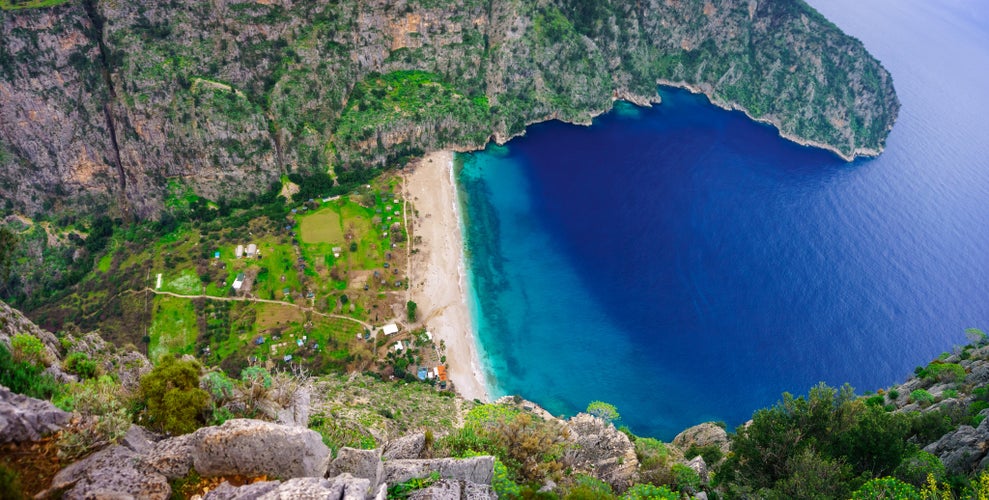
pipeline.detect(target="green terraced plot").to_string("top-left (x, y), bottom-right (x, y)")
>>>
top-left (300, 207), bottom-right (344, 244)
top-left (149, 296), bottom-right (199, 361)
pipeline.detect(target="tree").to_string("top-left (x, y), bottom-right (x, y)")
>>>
top-left (586, 401), bottom-right (620, 423)
top-left (139, 356), bottom-right (209, 435)
top-left (407, 300), bottom-right (417, 322)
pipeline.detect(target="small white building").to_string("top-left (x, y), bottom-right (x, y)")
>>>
top-left (425, 331), bottom-right (433, 341)
top-left (382, 323), bottom-right (399, 336)
top-left (235, 245), bottom-right (244, 258)
top-left (246, 243), bottom-right (258, 258)
top-left (232, 273), bottom-right (245, 291)
top-left (393, 341), bottom-right (404, 351)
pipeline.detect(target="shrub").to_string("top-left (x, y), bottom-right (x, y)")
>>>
top-left (10, 333), bottom-right (48, 366)
top-left (635, 437), bottom-right (673, 486)
top-left (620, 484), bottom-right (678, 499)
top-left (918, 363), bottom-right (966, 384)
top-left (850, 477), bottom-right (920, 499)
top-left (139, 356), bottom-right (209, 435)
top-left (586, 401), bottom-right (620, 423)
top-left (63, 352), bottom-right (99, 379)
top-left (685, 443), bottom-right (723, 466)
top-left (0, 343), bottom-right (60, 400)
top-left (894, 450), bottom-right (946, 487)
top-left (406, 300), bottom-right (417, 322)
top-left (888, 389), bottom-right (900, 400)
top-left (55, 376), bottom-right (131, 460)
top-left (671, 463), bottom-right (700, 493)
top-left (201, 370), bottom-right (235, 405)
top-left (909, 389), bottom-right (935, 406)
top-left (564, 474), bottom-right (614, 499)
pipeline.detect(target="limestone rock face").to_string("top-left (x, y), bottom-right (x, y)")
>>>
top-left (0, 385), bottom-right (71, 443)
top-left (191, 419), bottom-right (330, 479)
top-left (382, 456), bottom-right (494, 486)
top-left (0, 300), bottom-right (62, 365)
top-left (924, 417), bottom-right (989, 474)
top-left (383, 431), bottom-right (427, 460)
top-left (686, 455), bottom-right (710, 484)
top-left (204, 474), bottom-right (371, 500)
top-left (672, 422), bottom-right (731, 456)
top-left (143, 432), bottom-right (195, 479)
top-left (325, 447), bottom-right (384, 490)
top-left (565, 413), bottom-right (639, 491)
top-left (407, 479), bottom-right (498, 500)
top-left (45, 425), bottom-right (170, 500)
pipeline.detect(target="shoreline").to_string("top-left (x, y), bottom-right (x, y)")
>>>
top-left (405, 151), bottom-right (491, 402)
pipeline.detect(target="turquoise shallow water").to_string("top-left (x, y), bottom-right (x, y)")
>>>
top-left (459, 0), bottom-right (989, 439)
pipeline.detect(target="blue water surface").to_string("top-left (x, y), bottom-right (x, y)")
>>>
top-left (459, 0), bottom-right (989, 440)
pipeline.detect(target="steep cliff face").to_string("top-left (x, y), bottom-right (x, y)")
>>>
top-left (0, 0), bottom-right (899, 219)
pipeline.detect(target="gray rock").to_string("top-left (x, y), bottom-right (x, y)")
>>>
top-left (276, 384), bottom-right (311, 428)
top-left (672, 422), bottom-right (730, 457)
top-left (204, 474), bottom-right (370, 500)
top-left (192, 419), bottom-right (330, 479)
top-left (204, 480), bottom-right (282, 500)
top-left (0, 384), bottom-right (71, 443)
top-left (566, 413), bottom-right (639, 491)
top-left (144, 432), bottom-right (195, 479)
top-left (694, 492), bottom-right (709, 500)
top-left (383, 432), bottom-right (426, 460)
top-left (407, 480), bottom-right (497, 500)
top-left (923, 417), bottom-right (989, 474)
top-left (686, 455), bottom-right (709, 484)
top-left (45, 440), bottom-right (170, 500)
top-left (325, 447), bottom-right (383, 489)
top-left (382, 456), bottom-right (494, 486)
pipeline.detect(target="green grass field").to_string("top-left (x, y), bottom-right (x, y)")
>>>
top-left (161, 268), bottom-right (202, 295)
top-left (300, 207), bottom-right (343, 244)
top-left (149, 296), bottom-right (199, 361)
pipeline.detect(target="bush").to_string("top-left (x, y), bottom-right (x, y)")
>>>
top-left (909, 389), bottom-right (935, 406)
top-left (564, 474), bottom-right (614, 499)
top-left (685, 443), bottom-right (723, 467)
top-left (894, 450), bottom-right (946, 487)
top-left (888, 389), bottom-right (900, 400)
top-left (406, 300), bottom-right (417, 322)
top-left (586, 401), bottom-right (620, 423)
top-left (919, 362), bottom-right (966, 384)
top-left (620, 484), bottom-right (678, 499)
top-left (0, 343), bottom-right (60, 400)
top-left (54, 376), bottom-right (131, 460)
top-left (63, 352), bottom-right (99, 379)
top-left (635, 437), bottom-right (673, 486)
top-left (850, 477), bottom-right (920, 499)
top-left (671, 463), bottom-right (700, 493)
top-left (139, 356), bottom-right (209, 435)
top-left (10, 333), bottom-right (48, 366)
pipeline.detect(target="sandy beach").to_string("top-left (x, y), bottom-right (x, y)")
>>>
top-left (405, 151), bottom-right (490, 402)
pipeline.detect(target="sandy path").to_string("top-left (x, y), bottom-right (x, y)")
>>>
top-left (406, 151), bottom-right (490, 402)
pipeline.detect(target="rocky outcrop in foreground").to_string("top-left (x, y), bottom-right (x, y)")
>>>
top-left (0, 385), bottom-right (70, 443)
top-left (36, 418), bottom-right (495, 500)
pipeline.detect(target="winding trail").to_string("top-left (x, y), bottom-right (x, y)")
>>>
top-left (130, 287), bottom-right (373, 331)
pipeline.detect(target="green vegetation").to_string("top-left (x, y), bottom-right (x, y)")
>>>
top-left (0, 464), bottom-right (25, 500)
top-left (10, 333), bottom-right (48, 366)
top-left (0, 342), bottom-right (60, 400)
top-left (299, 208), bottom-right (343, 244)
top-left (138, 356), bottom-right (210, 435)
top-left (0, 0), bottom-right (68, 10)
top-left (586, 401), bottom-right (620, 423)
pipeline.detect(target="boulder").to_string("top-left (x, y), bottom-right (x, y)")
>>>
top-left (276, 384), bottom-right (311, 428)
top-left (566, 413), bottom-right (639, 491)
top-left (325, 447), bottom-right (383, 489)
top-left (144, 432), bottom-right (195, 479)
top-left (672, 422), bottom-right (730, 456)
top-left (0, 384), bottom-right (71, 443)
top-left (204, 474), bottom-right (370, 500)
top-left (383, 432), bottom-right (427, 460)
top-left (44, 427), bottom-right (169, 500)
top-left (382, 456), bottom-right (494, 486)
top-left (686, 455), bottom-right (709, 483)
top-left (407, 479), bottom-right (497, 500)
top-left (192, 419), bottom-right (330, 478)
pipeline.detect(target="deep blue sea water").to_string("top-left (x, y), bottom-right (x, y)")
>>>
top-left (459, 0), bottom-right (989, 440)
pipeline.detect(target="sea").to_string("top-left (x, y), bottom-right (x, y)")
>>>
top-left (458, 0), bottom-right (989, 440)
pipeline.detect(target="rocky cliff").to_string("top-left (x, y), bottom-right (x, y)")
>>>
top-left (0, 0), bottom-right (898, 219)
